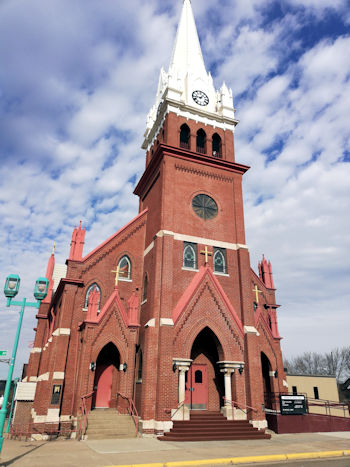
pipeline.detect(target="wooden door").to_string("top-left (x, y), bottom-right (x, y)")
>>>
top-left (185, 364), bottom-right (208, 410)
top-left (93, 363), bottom-right (113, 408)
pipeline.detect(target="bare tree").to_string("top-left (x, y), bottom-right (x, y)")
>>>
top-left (284, 346), bottom-right (350, 382)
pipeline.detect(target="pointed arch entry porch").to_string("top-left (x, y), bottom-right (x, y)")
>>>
top-left (92, 342), bottom-right (121, 409)
top-left (173, 327), bottom-right (246, 420)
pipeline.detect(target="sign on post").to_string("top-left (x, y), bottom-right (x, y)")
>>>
top-left (279, 395), bottom-right (307, 415)
top-left (0, 351), bottom-right (7, 357)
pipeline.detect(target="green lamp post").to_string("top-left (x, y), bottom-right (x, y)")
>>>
top-left (0, 274), bottom-right (49, 454)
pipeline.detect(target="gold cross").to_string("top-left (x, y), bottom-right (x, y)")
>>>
top-left (200, 246), bottom-right (213, 264)
top-left (111, 265), bottom-right (120, 286)
top-left (252, 285), bottom-right (262, 303)
top-left (52, 242), bottom-right (56, 255)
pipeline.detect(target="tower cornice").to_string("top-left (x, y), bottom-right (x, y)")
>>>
top-left (142, 98), bottom-right (239, 151)
top-left (134, 143), bottom-right (250, 199)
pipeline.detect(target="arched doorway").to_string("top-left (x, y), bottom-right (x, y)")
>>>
top-left (185, 328), bottom-right (224, 411)
top-left (261, 352), bottom-right (273, 409)
top-left (92, 343), bottom-right (120, 409)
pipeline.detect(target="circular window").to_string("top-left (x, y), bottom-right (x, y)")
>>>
top-left (192, 194), bottom-right (218, 220)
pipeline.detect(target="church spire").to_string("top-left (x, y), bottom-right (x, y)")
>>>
top-left (143, 0), bottom-right (237, 150)
top-left (169, 0), bottom-right (207, 83)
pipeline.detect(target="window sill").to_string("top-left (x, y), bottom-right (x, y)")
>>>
top-left (213, 272), bottom-right (229, 277)
top-left (118, 278), bottom-right (132, 283)
top-left (182, 267), bottom-right (199, 272)
top-left (141, 299), bottom-right (147, 306)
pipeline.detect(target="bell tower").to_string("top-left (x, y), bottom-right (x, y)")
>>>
top-left (134, 0), bottom-right (275, 429)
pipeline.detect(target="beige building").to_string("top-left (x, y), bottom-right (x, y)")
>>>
top-left (286, 375), bottom-right (349, 418)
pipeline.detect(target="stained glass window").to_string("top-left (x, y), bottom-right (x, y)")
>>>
top-left (84, 283), bottom-right (101, 309)
top-left (214, 248), bottom-right (226, 274)
top-left (118, 255), bottom-right (131, 280)
top-left (192, 194), bottom-right (218, 220)
top-left (183, 243), bottom-right (197, 269)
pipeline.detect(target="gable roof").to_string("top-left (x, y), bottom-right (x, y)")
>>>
top-left (172, 265), bottom-right (244, 337)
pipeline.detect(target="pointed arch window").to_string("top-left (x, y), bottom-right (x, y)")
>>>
top-left (84, 283), bottom-right (101, 309)
top-left (213, 248), bottom-right (226, 274)
top-left (196, 129), bottom-right (206, 154)
top-left (180, 124), bottom-right (190, 149)
top-left (212, 133), bottom-right (222, 158)
top-left (142, 273), bottom-right (148, 302)
top-left (118, 255), bottom-right (131, 281)
top-left (183, 242), bottom-right (197, 269)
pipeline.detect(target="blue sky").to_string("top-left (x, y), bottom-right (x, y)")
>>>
top-left (0, 0), bottom-right (349, 379)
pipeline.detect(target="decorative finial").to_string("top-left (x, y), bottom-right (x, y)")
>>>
top-left (52, 242), bottom-right (56, 255)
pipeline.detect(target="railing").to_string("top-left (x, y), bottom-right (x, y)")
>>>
top-left (196, 146), bottom-right (206, 154)
top-left (164, 400), bottom-right (185, 421)
top-left (116, 392), bottom-right (139, 436)
top-left (307, 397), bottom-right (350, 418)
top-left (266, 392), bottom-right (350, 418)
top-left (223, 397), bottom-right (258, 414)
top-left (79, 391), bottom-right (94, 439)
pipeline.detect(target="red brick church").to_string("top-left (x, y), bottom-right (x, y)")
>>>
top-left (14, 0), bottom-right (287, 438)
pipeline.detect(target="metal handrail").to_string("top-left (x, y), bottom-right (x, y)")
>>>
top-left (266, 392), bottom-right (350, 418)
top-left (116, 392), bottom-right (139, 435)
top-left (164, 400), bottom-right (186, 421)
top-left (223, 397), bottom-right (258, 413)
top-left (79, 391), bottom-right (94, 439)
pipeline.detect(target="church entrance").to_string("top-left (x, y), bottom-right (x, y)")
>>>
top-left (186, 327), bottom-right (224, 411)
top-left (261, 352), bottom-right (273, 409)
top-left (92, 343), bottom-right (120, 409)
top-left (185, 364), bottom-right (208, 409)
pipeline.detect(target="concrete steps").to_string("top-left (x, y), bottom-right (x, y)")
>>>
top-left (158, 411), bottom-right (271, 442)
top-left (86, 409), bottom-right (137, 440)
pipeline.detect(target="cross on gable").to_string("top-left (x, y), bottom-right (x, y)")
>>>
top-left (200, 246), bottom-right (213, 264)
top-left (252, 284), bottom-right (262, 304)
top-left (111, 265), bottom-right (120, 286)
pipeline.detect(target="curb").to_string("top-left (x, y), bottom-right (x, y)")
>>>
top-left (105, 450), bottom-right (350, 467)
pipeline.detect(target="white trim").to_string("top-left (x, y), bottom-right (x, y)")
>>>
top-left (60, 415), bottom-right (72, 422)
top-left (154, 230), bottom-right (248, 251)
top-left (144, 241), bottom-right (154, 257)
top-left (29, 376), bottom-right (38, 382)
top-left (145, 318), bottom-right (156, 328)
top-left (250, 420), bottom-right (268, 430)
top-left (118, 277), bottom-right (133, 283)
top-left (52, 328), bottom-right (71, 337)
top-left (141, 299), bottom-right (147, 306)
top-left (182, 267), bottom-right (199, 272)
top-left (283, 380), bottom-right (289, 388)
top-left (244, 326), bottom-right (259, 336)
top-left (213, 272), bottom-right (230, 277)
top-left (37, 373), bottom-right (50, 381)
top-left (160, 318), bottom-right (174, 327)
top-left (30, 347), bottom-right (42, 354)
top-left (53, 372), bottom-right (65, 380)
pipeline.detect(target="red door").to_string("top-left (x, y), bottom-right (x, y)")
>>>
top-left (185, 364), bottom-right (208, 410)
top-left (93, 363), bottom-right (113, 408)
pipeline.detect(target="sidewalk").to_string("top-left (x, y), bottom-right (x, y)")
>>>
top-left (0, 431), bottom-right (349, 466)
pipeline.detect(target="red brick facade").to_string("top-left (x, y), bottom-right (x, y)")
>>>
top-left (15, 110), bottom-right (287, 436)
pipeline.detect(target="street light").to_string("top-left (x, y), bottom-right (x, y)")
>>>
top-left (0, 274), bottom-right (48, 454)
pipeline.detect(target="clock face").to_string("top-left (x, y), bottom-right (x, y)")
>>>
top-left (192, 90), bottom-right (209, 106)
top-left (192, 194), bottom-right (218, 220)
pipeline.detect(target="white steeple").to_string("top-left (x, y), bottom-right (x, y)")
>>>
top-left (143, 0), bottom-right (237, 149)
top-left (169, 0), bottom-right (207, 86)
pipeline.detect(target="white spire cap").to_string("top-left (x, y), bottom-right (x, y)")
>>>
top-left (169, 0), bottom-right (207, 82)
top-left (143, 0), bottom-right (236, 147)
